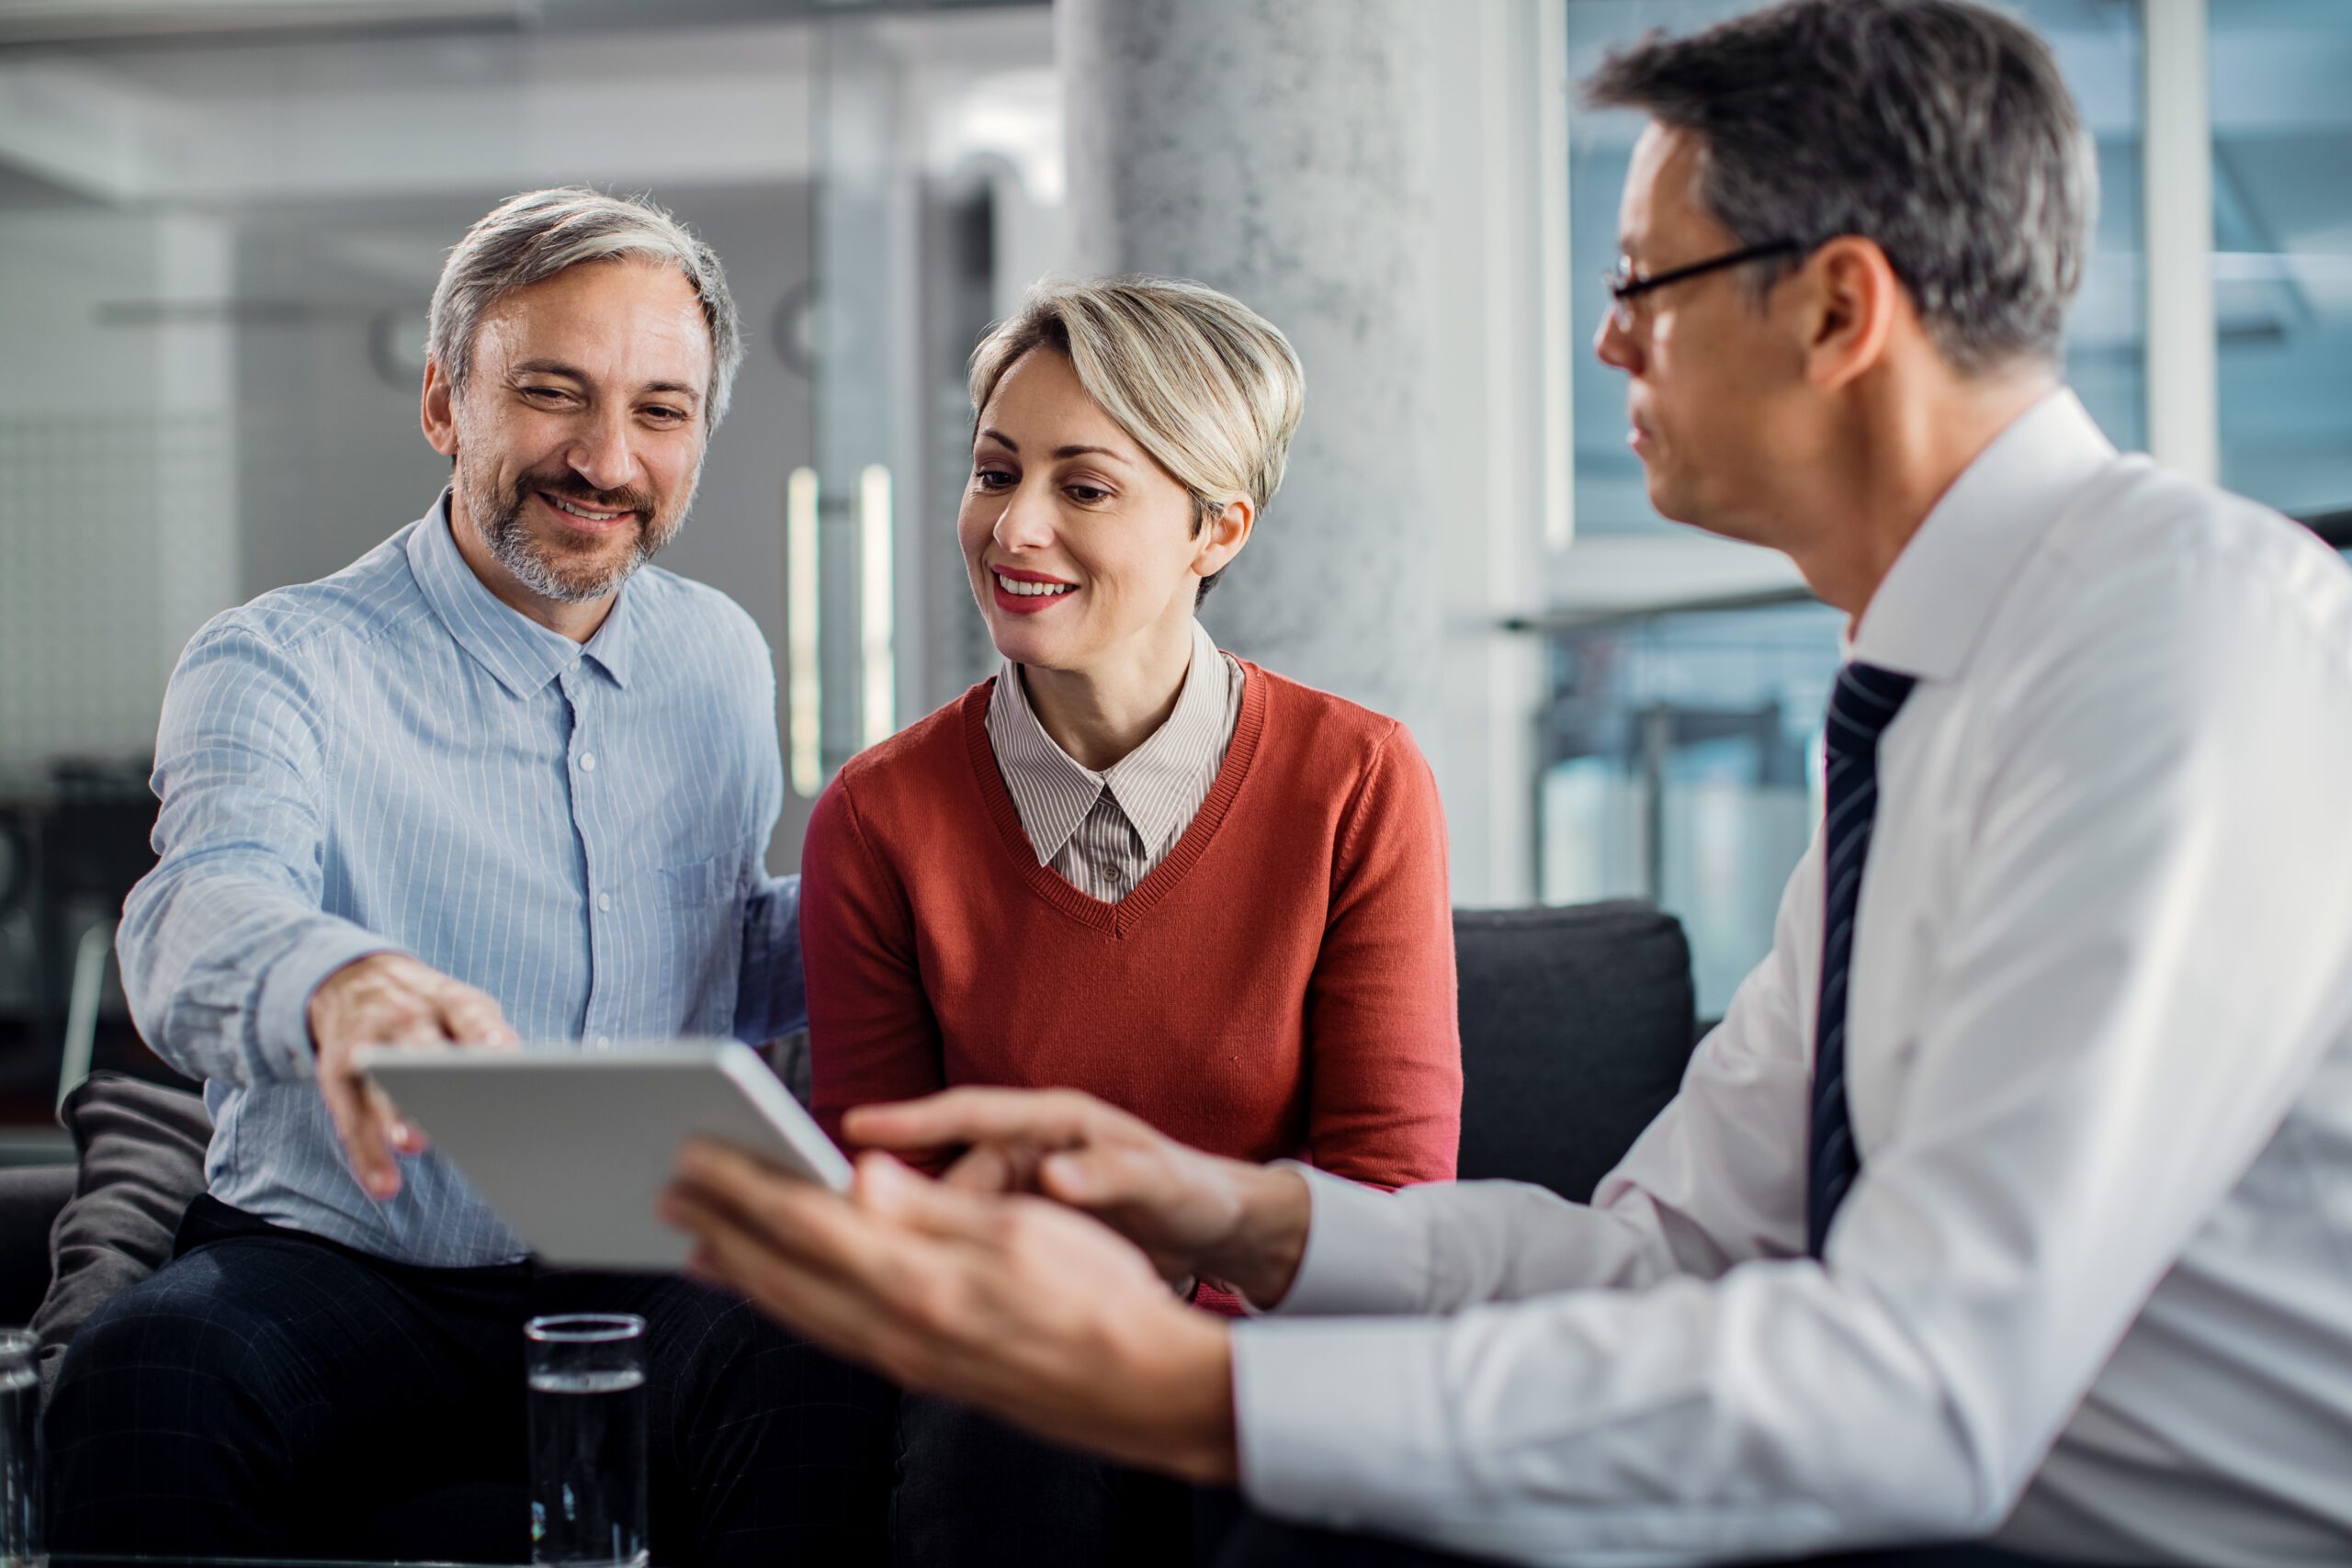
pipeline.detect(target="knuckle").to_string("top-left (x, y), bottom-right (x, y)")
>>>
top-left (903, 1278), bottom-right (965, 1334)
top-left (989, 1203), bottom-right (1034, 1250)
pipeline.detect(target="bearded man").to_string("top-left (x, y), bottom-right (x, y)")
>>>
top-left (46, 188), bottom-right (890, 1563)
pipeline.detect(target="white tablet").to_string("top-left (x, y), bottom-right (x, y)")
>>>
top-left (353, 1040), bottom-right (853, 1271)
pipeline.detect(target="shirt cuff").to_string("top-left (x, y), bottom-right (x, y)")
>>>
top-left (254, 926), bottom-right (402, 1083)
top-left (1264, 1164), bottom-right (1440, 1317)
top-left (1231, 1314), bottom-right (1456, 1534)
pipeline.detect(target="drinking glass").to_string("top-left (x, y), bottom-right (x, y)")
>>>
top-left (524, 1314), bottom-right (649, 1568)
top-left (0, 1328), bottom-right (38, 1567)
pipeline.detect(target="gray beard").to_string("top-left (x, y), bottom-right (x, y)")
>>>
top-left (469, 476), bottom-right (688, 604)
top-left (484, 505), bottom-right (654, 603)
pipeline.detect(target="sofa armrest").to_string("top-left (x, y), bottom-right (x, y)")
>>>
top-left (1454, 901), bottom-right (1697, 1201)
top-left (0, 1166), bottom-right (74, 1326)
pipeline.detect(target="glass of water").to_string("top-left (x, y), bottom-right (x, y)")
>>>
top-left (524, 1314), bottom-right (649, 1568)
top-left (0, 1328), bottom-right (38, 1566)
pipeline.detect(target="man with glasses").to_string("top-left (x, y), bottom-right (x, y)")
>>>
top-left (661, 2), bottom-right (2352, 1564)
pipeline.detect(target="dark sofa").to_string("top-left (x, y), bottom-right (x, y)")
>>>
top-left (0, 899), bottom-right (1698, 1552)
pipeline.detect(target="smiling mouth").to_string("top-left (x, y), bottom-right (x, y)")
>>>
top-left (539, 491), bottom-right (637, 526)
top-left (992, 570), bottom-right (1075, 599)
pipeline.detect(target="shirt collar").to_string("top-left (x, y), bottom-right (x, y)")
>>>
top-left (1847, 389), bottom-right (2117, 682)
top-left (989, 620), bottom-right (1231, 863)
top-left (404, 491), bottom-right (636, 696)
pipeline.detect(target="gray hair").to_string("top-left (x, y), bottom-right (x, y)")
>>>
top-left (427, 186), bottom-right (745, 431)
top-left (968, 276), bottom-right (1305, 605)
top-left (1584, 0), bottom-right (2097, 374)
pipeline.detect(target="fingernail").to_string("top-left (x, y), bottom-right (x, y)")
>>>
top-left (1044, 1153), bottom-right (1090, 1196)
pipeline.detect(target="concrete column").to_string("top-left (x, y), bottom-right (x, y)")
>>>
top-left (1059, 0), bottom-right (1445, 745)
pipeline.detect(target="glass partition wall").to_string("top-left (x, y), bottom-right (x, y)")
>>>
top-left (3, 0), bottom-right (2337, 1069)
top-left (2210, 0), bottom-right (2352, 520)
top-left (1548, 0), bottom-right (2150, 1018)
top-left (803, 6), bottom-right (1060, 797)
top-left (0, 2), bottom-right (1056, 1096)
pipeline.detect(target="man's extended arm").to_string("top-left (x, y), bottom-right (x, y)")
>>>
top-left (1268, 859), bottom-right (1822, 1316)
top-left (119, 619), bottom-right (514, 1197)
top-left (118, 621), bottom-right (397, 1088)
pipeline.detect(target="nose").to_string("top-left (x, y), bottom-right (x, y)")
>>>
top-left (565, 405), bottom-right (639, 496)
top-left (990, 479), bottom-right (1057, 556)
top-left (1594, 305), bottom-right (1642, 375)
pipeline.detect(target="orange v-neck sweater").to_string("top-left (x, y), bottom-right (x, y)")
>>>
top-left (803, 663), bottom-right (1462, 1192)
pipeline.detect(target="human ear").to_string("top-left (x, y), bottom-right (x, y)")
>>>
top-left (421, 358), bottom-right (461, 458)
top-left (1800, 236), bottom-right (1899, 392)
top-left (1193, 496), bottom-right (1254, 578)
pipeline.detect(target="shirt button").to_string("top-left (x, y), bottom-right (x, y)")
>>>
top-left (579, 751), bottom-right (597, 772)
top-left (596, 892), bottom-right (613, 912)
top-left (594, 1036), bottom-right (613, 1052)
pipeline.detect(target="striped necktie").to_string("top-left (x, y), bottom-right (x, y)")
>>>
top-left (1806, 661), bottom-right (1917, 1259)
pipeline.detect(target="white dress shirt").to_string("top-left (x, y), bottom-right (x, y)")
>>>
top-left (1230, 391), bottom-right (2352, 1566)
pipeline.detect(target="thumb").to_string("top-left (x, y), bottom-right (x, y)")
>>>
top-left (855, 1152), bottom-right (1001, 1241)
top-left (941, 1144), bottom-right (1016, 1194)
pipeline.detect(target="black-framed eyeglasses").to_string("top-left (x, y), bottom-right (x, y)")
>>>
top-left (1604, 238), bottom-right (1808, 332)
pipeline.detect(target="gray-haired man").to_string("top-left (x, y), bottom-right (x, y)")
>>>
top-left (48, 188), bottom-right (890, 1562)
top-left (659, 4), bottom-right (2352, 1565)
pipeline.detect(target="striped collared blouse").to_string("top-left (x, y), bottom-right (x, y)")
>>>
top-left (984, 618), bottom-right (1244, 904)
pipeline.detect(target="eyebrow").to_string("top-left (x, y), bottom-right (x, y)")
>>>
top-left (975, 428), bottom-right (1128, 463)
top-left (510, 358), bottom-right (702, 406)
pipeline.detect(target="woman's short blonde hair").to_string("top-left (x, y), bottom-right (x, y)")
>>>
top-left (967, 276), bottom-right (1306, 603)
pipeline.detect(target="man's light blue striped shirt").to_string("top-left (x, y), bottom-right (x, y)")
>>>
top-left (119, 494), bottom-right (806, 1267)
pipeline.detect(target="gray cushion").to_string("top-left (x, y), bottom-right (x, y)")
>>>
top-left (1454, 901), bottom-right (1697, 1201)
top-left (32, 1072), bottom-right (212, 1398)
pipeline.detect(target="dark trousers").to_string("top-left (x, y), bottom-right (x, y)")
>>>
top-left (1193, 1503), bottom-right (2109, 1568)
top-left (44, 1195), bottom-right (897, 1565)
top-left (892, 1393), bottom-right (1193, 1566)
top-left (886, 1416), bottom-right (2080, 1568)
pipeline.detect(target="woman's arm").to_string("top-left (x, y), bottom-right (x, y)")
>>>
top-left (801, 775), bottom-right (949, 1160)
top-left (1300, 724), bottom-right (1463, 1188)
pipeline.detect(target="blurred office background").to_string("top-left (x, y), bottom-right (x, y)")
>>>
top-left (0, 0), bottom-right (2345, 1107)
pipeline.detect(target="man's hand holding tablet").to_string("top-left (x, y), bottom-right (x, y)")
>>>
top-left (655, 1086), bottom-right (1311, 1487)
top-left (355, 1041), bottom-right (851, 1269)
top-left (310, 952), bottom-right (519, 1200)
top-left (660, 1134), bottom-right (1241, 1485)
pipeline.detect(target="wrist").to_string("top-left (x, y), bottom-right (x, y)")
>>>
top-left (272, 935), bottom-right (396, 1080)
top-left (1204, 1163), bottom-right (1311, 1310)
top-left (1125, 1308), bottom-right (1238, 1485)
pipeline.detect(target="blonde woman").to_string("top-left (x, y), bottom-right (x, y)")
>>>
top-left (800, 276), bottom-right (1461, 1561)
